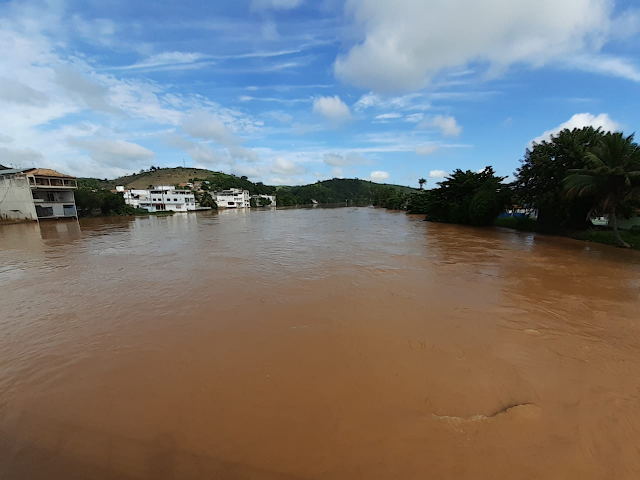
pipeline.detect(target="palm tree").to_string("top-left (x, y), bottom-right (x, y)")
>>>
top-left (418, 178), bottom-right (426, 190)
top-left (196, 191), bottom-right (218, 209)
top-left (564, 132), bottom-right (640, 248)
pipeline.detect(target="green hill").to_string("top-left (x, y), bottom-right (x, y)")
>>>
top-left (79, 167), bottom-right (418, 205)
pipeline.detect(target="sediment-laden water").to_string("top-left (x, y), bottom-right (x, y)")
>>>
top-left (1, 207), bottom-right (639, 479)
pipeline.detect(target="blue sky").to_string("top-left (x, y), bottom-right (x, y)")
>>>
top-left (1, 0), bottom-right (639, 187)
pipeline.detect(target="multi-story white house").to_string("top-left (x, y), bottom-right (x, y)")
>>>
top-left (251, 194), bottom-right (277, 207)
top-left (215, 188), bottom-right (250, 208)
top-left (0, 167), bottom-right (78, 221)
top-left (117, 185), bottom-right (197, 213)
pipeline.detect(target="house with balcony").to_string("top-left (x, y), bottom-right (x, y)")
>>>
top-left (215, 188), bottom-right (250, 208)
top-left (117, 185), bottom-right (197, 213)
top-left (0, 167), bottom-right (78, 222)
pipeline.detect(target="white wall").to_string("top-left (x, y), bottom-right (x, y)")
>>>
top-left (216, 189), bottom-right (250, 208)
top-left (126, 188), bottom-right (196, 212)
top-left (0, 175), bottom-right (38, 221)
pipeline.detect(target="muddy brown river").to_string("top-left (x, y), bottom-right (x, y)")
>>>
top-left (1, 207), bottom-right (640, 479)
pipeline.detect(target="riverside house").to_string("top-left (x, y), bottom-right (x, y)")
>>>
top-left (117, 185), bottom-right (197, 213)
top-left (0, 167), bottom-right (78, 222)
top-left (215, 188), bottom-right (250, 208)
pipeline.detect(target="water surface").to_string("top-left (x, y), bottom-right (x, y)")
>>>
top-left (1, 207), bottom-right (640, 479)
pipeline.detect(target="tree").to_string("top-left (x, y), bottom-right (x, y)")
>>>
top-left (250, 197), bottom-right (258, 208)
top-left (100, 191), bottom-right (127, 215)
top-left (564, 132), bottom-right (640, 248)
top-left (515, 127), bottom-right (604, 232)
top-left (418, 178), bottom-right (426, 190)
top-left (196, 191), bottom-right (217, 209)
top-left (74, 188), bottom-right (103, 216)
top-left (422, 167), bottom-right (511, 226)
top-left (406, 192), bottom-right (430, 214)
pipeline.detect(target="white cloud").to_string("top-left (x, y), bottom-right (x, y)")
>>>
top-left (369, 170), bottom-right (390, 181)
top-left (419, 115), bottom-right (462, 137)
top-left (251, 0), bottom-right (305, 11)
top-left (404, 113), bottom-right (424, 123)
top-left (566, 54), bottom-right (640, 82)
top-left (313, 95), bottom-right (352, 123)
top-left (415, 144), bottom-right (438, 155)
top-left (228, 145), bottom-right (260, 162)
top-left (271, 157), bottom-right (305, 175)
top-left (181, 111), bottom-right (260, 162)
top-left (354, 92), bottom-right (380, 111)
top-left (373, 112), bottom-right (402, 123)
top-left (0, 134), bottom-right (13, 143)
top-left (0, 146), bottom-right (43, 165)
top-left (54, 67), bottom-right (122, 115)
top-left (532, 112), bottom-right (621, 144)
top-left (0, 77), bottom-right (48, 106)
top-left (323, 152), bottom-right (368, 166)
top-left (68, 138), bottom-right (156, 169)
top-left (354, 92), bottom-right (428, 112)
top-left (331, 167), bottom-right (344, 178)
top-left (183, 111), bottom-right (235, 144)
top-left (265, 111), bottom-right (293, 123)
top-left (429, 170), bottom-right (448, 178)
top-left (187, 143), bottom-right (232, 166)
top-left (335, 0), bottom-right (618, 92)
top-left (374, 113), bottom-right (402, 119)
top-left (113, 52), bottom-right (209, 71)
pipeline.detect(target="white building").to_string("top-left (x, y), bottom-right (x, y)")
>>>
top-left (117, 185), bottom-right (197, 213)
top-left (215, 188), bottom-right (250, 208)
top-left (0, 168), bottom-right (78, 222)
top-left (251, 194), bottom-right (276, 207)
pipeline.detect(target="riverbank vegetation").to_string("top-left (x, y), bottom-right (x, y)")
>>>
top-left (76, 127), bottom-right (640, 250)
top-left (398, 127), bottom-right (640, 249)
top-left (75, 185), bottom-right (145, 217)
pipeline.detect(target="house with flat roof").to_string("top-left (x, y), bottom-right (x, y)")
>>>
top-left (215, 188), bottom-right (250, 208)
top-left (251, 194), bottom-right (276, 207)
top-left (117, 185), bottom-right (197, 213)
top-left (0, 168), bottom-right (78, 222)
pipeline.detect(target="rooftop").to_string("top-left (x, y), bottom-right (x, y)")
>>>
top-left (0, 167), bottom-right (76, 179)
top-left (25, 168), bottom-right (76, 179)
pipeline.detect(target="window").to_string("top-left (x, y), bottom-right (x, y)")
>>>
top-left (174, 198), bottom-right (178, 202)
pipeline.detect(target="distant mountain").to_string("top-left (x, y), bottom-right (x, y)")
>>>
top-left (79, 167), bottom-right (418, 205)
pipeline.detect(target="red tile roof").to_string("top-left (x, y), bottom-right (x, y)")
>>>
top-left (24, 168), bottom-right (76, 179)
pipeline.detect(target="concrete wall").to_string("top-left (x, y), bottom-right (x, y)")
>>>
top-left (0, 175), bottom-right (38, 221)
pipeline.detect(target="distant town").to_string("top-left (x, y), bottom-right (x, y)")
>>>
top-left (0, 165), bottom-right (276, 222)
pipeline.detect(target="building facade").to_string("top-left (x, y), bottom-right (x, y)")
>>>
top-left (215, 188), bottom-right (250, 208)
top-left (0, 168), bottom-right (78, 222)
top-left (117, 185), bottom-right (197, 213)
top-left (251, 194), bottom-right (277, 207)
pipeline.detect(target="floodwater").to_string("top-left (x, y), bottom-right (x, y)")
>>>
top-left (1, 207), bottom-right (640, 480)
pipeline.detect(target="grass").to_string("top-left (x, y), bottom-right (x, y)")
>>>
top-left (569, 229), bottom-right (640, 250)
top-left (494, 216), bottom-right (640, 249)
top-left (493, 216), bottom-right (538, 232)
